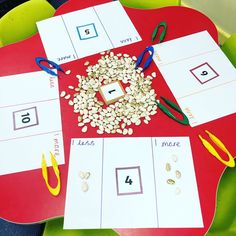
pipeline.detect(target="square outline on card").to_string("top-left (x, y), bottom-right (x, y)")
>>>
top-left (190, 62), bottom-right (219, 84)
top-left (13, 106), bottom-right (39, 130)
top-left (115, 166), bottom-right (143, 196)
top-left (99, 81), bottom-right (126, 105)
top-left (76, 23), bottom-right (98, 40)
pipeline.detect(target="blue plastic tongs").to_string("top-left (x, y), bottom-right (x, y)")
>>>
top-left (135, 46), bottom-right (154, 72)
top-left (35, 57), bottom-right (65, 77)
top-left (135, 21), bottom-right (167, 72)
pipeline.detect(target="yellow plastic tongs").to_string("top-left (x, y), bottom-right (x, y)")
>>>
top-left (199, 130), bottom-right (235, 167)
top-left (42, 152), bottom-right (61, 196)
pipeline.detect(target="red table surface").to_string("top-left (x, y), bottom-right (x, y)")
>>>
top-left (0, 0), bottom-right (235, 236)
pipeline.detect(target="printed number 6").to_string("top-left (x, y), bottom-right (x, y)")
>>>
top-left (201, 71), bottom-right (208, 76)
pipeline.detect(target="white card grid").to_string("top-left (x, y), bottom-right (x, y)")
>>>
top-left (37, 1), bottom-right (141, 64)
top-left (0, 71), bottom-right (64, 175)
top-left (153, 31), bottom-right (236, 127)
top-left (64, 137), bottom-right (203, 229)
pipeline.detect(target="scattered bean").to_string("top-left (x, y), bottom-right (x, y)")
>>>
top-left (166, 163), bottom-right (171, 172)
top-left (81, 181), bottom-right (89, 192)
top-left (167, 179), bottom-right (175, 185)
top-left (79, 171), bottom-right (85, 179)
top-left (151, 72), bottom-right (156, 78)
top-left (176, 170), bottom-right (181, 179)
top-left (63, 51), bottom-right (158, 135)
top-left (60, 91), bottom-right (66, 97)
top-left (81, 126), bottom-right (88, 133)
top-left (172, 154), bottom-right (178, 162)
top-left (68, 100), bottom-right (74, 106)
top-left (175, 187), bottom-right (181, 195)
top-left (64, 94), bottom-right (71, 100)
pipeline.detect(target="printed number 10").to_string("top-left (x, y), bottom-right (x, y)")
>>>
top-left (21, 112), bottom-right (30, 124)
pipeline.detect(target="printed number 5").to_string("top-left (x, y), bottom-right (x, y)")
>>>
top-left (125, 176), bottom-right (133, 185)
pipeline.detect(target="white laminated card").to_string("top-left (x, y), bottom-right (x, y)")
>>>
top-left (153, 31), bottom-right (236, 127)
top-left (37, 1), bottom-right (141, 64)
top-left (0, 71), bottom-right (64, 175)
top-left (64, 137), bottom-right (203, 229)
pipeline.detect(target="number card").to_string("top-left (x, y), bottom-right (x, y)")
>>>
top-left (116, 166), bottom-right (143, 195)
top-left (153, 31), bottom-right (236, 126)
top-left (99, 81), bottom-right (125, 104)
top-left (37, 1), bottom-right (141, 64)
top-left (77, 23), bottom-right (98, 40)
top-left (64, 137), bottom-right (203, 229)
top-left (190, 62), bottom-right (219, 84)
top-left (13, 107), bottom-right (39, 130)
top-left (0, 71), bottom-right (64, 175)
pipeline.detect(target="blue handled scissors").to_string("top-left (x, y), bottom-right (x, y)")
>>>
top-left (35, 57), bottom-right (65, 77)
top-left (135, 21), bottom-right (167, 72)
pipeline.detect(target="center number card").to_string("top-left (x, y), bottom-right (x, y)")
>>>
top-left (37, 1), bottom-right (141, 64)
top-left (64, 137), bottom-right (203, 229)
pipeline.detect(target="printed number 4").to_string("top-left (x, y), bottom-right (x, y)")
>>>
top-left (125, 176), bottom-right (133, 185)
